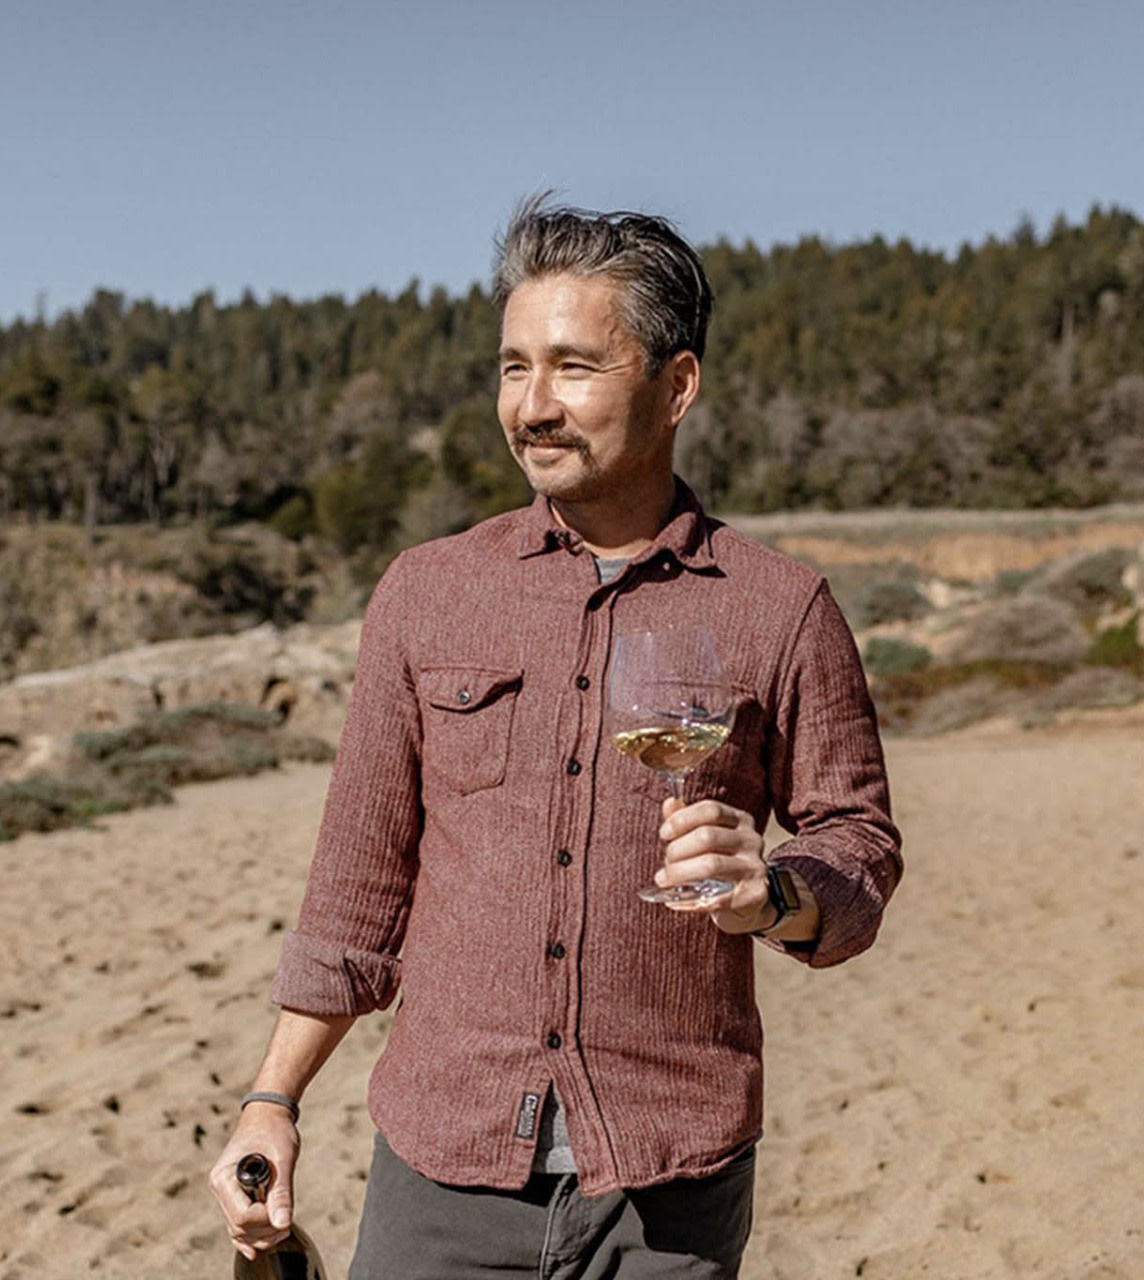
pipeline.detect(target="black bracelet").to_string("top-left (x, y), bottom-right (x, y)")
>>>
top-left (240, 1091), bottom-right (300, 1123)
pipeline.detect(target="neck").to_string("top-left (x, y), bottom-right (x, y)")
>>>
top-left (550, 470), bottom-right (677, 558)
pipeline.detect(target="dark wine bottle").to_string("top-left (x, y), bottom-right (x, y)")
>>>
top-left (233, 1153), bottom-right (327, 1279)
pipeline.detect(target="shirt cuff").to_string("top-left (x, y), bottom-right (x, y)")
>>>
top-left (755, 849), bottom-right (889, 969)
top-left (270, 930), bottom-right (402, 1015)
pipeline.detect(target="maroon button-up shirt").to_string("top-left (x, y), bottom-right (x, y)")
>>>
top-left (270, 480), bottom-right (902, 1197)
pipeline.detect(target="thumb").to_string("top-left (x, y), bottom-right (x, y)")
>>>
top-left (267, 1178), bottom-right (293, 1229)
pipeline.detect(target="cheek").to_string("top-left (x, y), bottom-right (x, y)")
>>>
top-left (496, 386), bottom-right (516, 428)
top-left (561, 387), bottom-right (618, 432)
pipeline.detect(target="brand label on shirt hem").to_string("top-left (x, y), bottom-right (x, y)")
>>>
top-left (515, 1092), bottom-right (541, 1139)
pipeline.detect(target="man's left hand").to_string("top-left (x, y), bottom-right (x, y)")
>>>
top-left (657, 797), bottom-right (773, 934)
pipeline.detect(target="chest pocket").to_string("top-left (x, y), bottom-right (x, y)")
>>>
top-left (416, 666), bottom-right (523, 795)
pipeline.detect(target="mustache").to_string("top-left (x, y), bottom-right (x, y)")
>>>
top-left (512, 426), bottom-right (588, 452)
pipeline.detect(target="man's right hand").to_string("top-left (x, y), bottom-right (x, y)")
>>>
top-left (208, 1103), bottom-right (301, 1262)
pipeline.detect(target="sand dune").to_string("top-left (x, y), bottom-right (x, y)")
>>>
top-left (2, 727), bottom-right (1141, 1279)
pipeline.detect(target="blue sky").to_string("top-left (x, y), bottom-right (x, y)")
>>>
top-left (1, 0), bottom-right (1142, 323)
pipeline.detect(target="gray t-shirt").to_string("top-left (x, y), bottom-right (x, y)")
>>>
top-left (531, 553), bottom-right (630, 1175)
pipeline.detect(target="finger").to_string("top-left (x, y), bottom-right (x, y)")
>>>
top-left (665, 892), bottom-right (734, 913)
top-left (660, 799), bottom-right (742, 839)
top-left (266, 1179), bottom-right (294, 1230)
top-left (658, 852), bottom-right (769, 904)
top-left (210, 1164), bottom-right (260, 1226)
top-left (656, 852), bottom-right (744, 887)
top-left (230, 1218), bottom-right (288, 1248)
top-left (232, 1202), bottom-right (274, 1233)
top-left (229, 1223), bottom-right (270, 1253)
top-left (253, 1230), bottom-right (292, 1250)
top-left (670, 876), bottom-right (768, 916)
top-left (662, 795), bottom-right (686, 820)
top-left (662, 824), bottom-right (759, 865)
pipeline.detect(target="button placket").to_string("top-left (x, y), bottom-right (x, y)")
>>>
top-left (548, 566), bottom-right (624, 1186)
top-left (541, 571), bottom-right (614, 1166)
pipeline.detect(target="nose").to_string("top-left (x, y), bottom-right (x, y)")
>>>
top-left (517, 369), bottom-right (561, 427)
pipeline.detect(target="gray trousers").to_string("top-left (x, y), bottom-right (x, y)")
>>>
top-left (348, 1132), bottom-right (756, 1279)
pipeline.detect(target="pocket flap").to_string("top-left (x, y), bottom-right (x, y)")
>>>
top-left (418, 666), bottom-right (523, 713)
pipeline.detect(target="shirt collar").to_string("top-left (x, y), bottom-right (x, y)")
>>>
top-left (516, 475), bottom-right (718, 573)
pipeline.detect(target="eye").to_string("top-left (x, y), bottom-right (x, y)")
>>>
top-left (558, 361), bottom-right (592, 375)
top-left (500, 362), bottom-right (527, 378)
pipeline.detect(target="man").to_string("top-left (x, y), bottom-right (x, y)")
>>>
top-left (210, 200), bottom-right (902, 1278)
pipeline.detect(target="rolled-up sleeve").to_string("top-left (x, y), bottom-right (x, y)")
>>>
top-left (760, 581), bottom-right (903, 968)
top-left (270, 553), bottom-right (422, 1015)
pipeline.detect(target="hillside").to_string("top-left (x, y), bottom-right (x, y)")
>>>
top-left (2, 505), bottom-right (1142, 836)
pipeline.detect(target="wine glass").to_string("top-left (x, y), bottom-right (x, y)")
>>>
top-left (608, 624), bottom-right (735, 905)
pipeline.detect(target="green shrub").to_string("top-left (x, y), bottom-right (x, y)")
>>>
top-left (3, 700), bottom-right (336, 842)
top-left (279, 737), bottom-right (338, 764)
top-left (904, 678), bottom-right (1008, 735)
top-left (1087, 614), bottom-right (1144, 671)
top-left (158, 702), bottom-right (280, 732)
top-left (874, 659), bottom-right (1067, 733)
top-left (220, 739), bottom-right (279, 774)
top-left (75, 726), bottom-right (144, 760)
top-left (268, 494), bottom-right (315, 542)
top-left (1037, 667), bottom-right (1144, 711)
top-left (107, 744), bottom-right (203, 787)
top-left (990, 568), bottom-right (1037, 597)
top-left (0, 776), bottom-right (133, 841)
top-left (75, 703), bottom-right (281, 767)
top-left (864, 637), bottom-right (933, 678)
top-left (854, 579), bottom-right (932, 628)
top-left (951, 597), bottom-right (1089, 665)
top-left (177, 528), bottom-right (315, 626)
top-left (1022, 549), bottom-right (1133, 619)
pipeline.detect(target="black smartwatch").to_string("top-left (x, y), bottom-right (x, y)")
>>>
top-left (755, 864), bottom-right (801, 937)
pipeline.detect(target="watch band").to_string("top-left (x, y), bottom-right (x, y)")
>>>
top-left (755, 863), bottom-right (801, 937)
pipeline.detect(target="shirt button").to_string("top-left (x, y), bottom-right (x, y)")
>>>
top-left (566, 758), bottom-right (582, 776)
top-left (547, 1032), bottom-right (562, 1050)
top-left (548, 942), bottom-right (566, 959)
top-left (557, 850), bottom-right (572, 867)
top-left (575, 675), bottom-right (590, 691)
top-left (456, 689), bottom-right (472, 705)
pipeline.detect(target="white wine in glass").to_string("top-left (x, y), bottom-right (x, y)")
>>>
top-left (609, 625), bottom-right (735, 904)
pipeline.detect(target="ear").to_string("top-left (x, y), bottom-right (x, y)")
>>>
top-left (664, 351), bottom-right (701, 427)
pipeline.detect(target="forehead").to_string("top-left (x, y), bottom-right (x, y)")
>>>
top-left (501, 273), bottom-right (638, 354)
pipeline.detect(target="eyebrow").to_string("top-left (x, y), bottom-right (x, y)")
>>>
top-left (498, 342), bottom-right (608, 365)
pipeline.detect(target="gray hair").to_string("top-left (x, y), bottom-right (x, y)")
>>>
top-left (492, 194), bottom-right (714, 373)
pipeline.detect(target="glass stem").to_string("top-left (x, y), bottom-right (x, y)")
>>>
top-left (667, 774), bottom-right (685, 803)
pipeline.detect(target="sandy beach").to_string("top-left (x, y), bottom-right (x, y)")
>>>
top-left (2, 727), bottom-right (1141, 1279)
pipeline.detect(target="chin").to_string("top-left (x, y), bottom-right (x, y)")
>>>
top-left (528, 473), bottom-right (603, 504)
top-left (519, 455), bottom-right (598, 502)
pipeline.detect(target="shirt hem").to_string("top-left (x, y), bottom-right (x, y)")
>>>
top-left (372, 1119), bottom-right (763, 1199)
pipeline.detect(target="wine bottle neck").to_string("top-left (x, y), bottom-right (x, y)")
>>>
top-left (235, 1153), bottom-right (272, 1204)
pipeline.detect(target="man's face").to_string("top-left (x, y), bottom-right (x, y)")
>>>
top-left (497, 273), bottom-right (677, 504)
